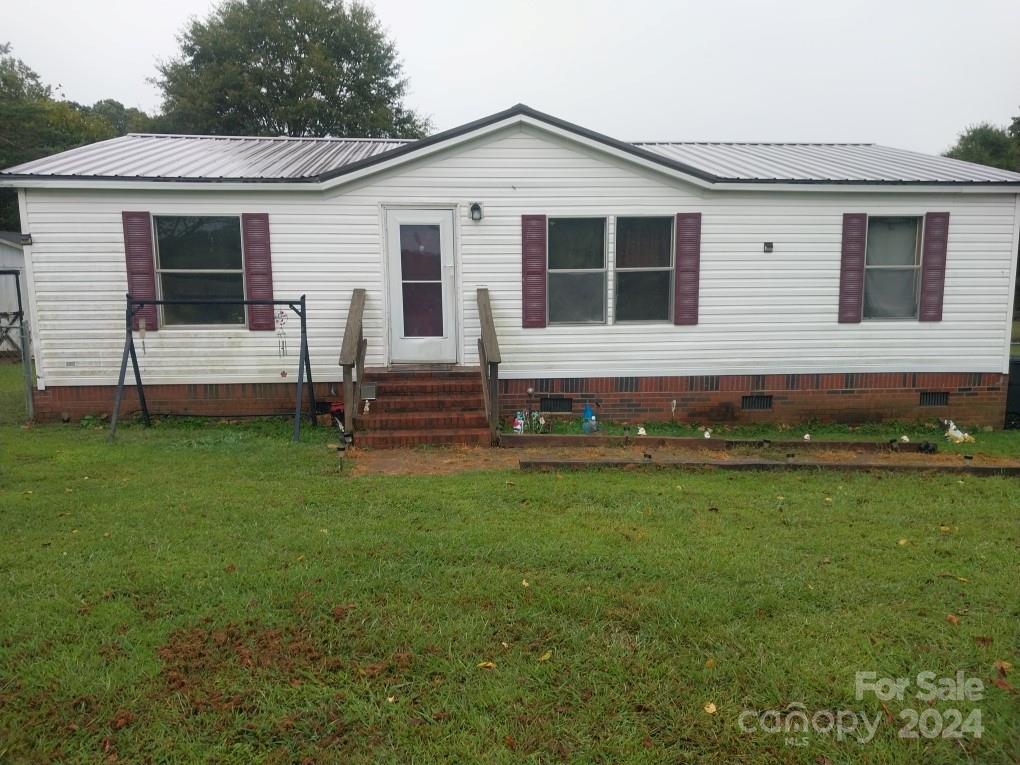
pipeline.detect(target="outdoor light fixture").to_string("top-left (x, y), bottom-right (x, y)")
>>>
top-left (763, 241), bottom-right (774, 253)
top-left (469, 202), bottom-right (483, 221)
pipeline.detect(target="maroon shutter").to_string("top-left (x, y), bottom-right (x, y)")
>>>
top-left (121, 211), bottom-right (158, 331)
top-left (521, 214), bottom-right (547, 328)
top-left (918, 212), bottom-right (950, 322)
top-left (674, 212), bottom-right (701, 325)
top-left (838, 213), bottom-right (867, 323)
top-left (242, 213), bottom-right (275, 330)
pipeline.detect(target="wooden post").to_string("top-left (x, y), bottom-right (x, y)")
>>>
top-left (339, 289), bottom-right (367, 437)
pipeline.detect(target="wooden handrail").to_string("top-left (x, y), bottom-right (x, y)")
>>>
top-left (340, 289), bottom-right (367, 435)
top-left (476, 288), bottom-right (501, 443)
top-left (339, 288), bottom-right (366, 366)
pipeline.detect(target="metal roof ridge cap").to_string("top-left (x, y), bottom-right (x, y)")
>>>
top-left (124, 132), bottom-right (420, 142)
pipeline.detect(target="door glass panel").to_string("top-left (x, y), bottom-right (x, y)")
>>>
top-left (400, 225), bottom-right (442, 280)
top-left (399, 223), bottom-right (443, 337)
top-left (402, 283), bottom-right (443, 336)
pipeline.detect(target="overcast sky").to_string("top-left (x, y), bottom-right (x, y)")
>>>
top-left (3, 0), bottom-right (1019, 153)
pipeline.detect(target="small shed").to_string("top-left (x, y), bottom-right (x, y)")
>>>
top-left (0, 232), bottom-right (25, 355)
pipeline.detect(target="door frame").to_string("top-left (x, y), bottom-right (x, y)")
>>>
top-left (380, 203), bottom-right (461, 365)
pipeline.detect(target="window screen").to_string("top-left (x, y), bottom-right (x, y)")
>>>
top-left (863, 216), bottom-right (921, 319)
top-left (615, 217), bottom-right (673, 321)
top-left (154, 216), bottom-right (245, 325)
top-left (547, 218), bottom-right (605, 323)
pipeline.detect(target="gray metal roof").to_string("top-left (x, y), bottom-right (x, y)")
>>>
top-left (634, 141), bottom-right (1020, 184)
top-left (2, 104), bottom-right (1019, 186)
top-left (1, 133), bottom-right (413, 181)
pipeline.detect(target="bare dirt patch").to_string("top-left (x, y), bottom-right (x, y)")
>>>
top-left (342, 443), bottom-right (1020, 476)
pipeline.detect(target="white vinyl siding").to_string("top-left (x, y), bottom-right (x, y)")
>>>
top-left (18, 124), bottom-right (1020, 388)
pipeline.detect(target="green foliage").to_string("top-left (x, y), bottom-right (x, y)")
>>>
top-left (78, 98), bottom-right (157, 135)
top-left (0, 44), bottom-right (157, 230)
top-left (944, 120), bottom-right (1020, 171)
top-left (154, 0), bottom-right (430, 138)
top-left (0, 42), bottom-right (49, 100)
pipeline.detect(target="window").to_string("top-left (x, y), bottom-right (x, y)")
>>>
top-left (615, 217), bottom-right (673, 321)
top-left (547, 218), bottom-right (606, 323)
top-left (863, 216), bottom-right (921, 319)
top-left (154, 216), bottom-right (245, 325)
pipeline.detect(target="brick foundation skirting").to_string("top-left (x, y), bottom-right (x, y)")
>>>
top-left (32, 381), bottom-right (339, 422)
top-left (500, 372), bottom-right (1008, 428)
top-left (32, 371), bottom-right (1009, 428)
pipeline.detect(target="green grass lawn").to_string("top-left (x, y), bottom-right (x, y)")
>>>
top-left (1, 364), bottom-right (1018, 763)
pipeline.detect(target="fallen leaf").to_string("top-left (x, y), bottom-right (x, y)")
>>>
top-left (974, 636), bottom-right (993, 646)
top-left (504, 735), bottom-right (517, 750)
top-left (538, 650), bottom-right (552, 662)
top-left (939, 525), bottom-right (952, 533)
top-left (642, 735), bottom-right (654, 749)
top-left (110, 710), bottom-right (134, 730)
top-left (815, 757), bottom-right (834, 765)
top-left (879, 702), bottom-right (895, 723)
top-left (386, 696), bottom-right (396, 703)
top-left (521, 579), bottom-right (529, 588)
top-left (704, 702), bottom-right (717, 714)
top-left (937, 572), bottom-right (969, 583)
top-left (994, 660), bottom-right (1012, 677)
top-left (946, 613), bottom-right (961, 625)
top-left (477, 661), bottom-right (496, 670)
top-left (501, 641), bottom-right (509, 648)
top-left (331, 603), bottom-right (355, 622)
top-left (991, 677), bottom-right (1017, 694)
top-left (898, 538), bottom-right (909, 546)
top-left (704, 658), bottom-right (716, 669)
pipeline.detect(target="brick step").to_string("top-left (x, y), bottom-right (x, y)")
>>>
top-left (368, 394), bottom-right (485, 413)
top-left (372, 379), bottom-right (484, 396)
top-left (355, 411), bottom-right (489, 431)
top-left (356, 427), bottom-right (493, 449)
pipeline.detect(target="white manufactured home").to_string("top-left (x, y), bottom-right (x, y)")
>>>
top-left (2, 105), bottom-right (1019, 445)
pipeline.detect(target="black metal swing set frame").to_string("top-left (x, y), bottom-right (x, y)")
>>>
top-left (110, 293), bottom-right (317, 441)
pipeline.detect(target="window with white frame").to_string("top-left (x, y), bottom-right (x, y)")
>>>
top-left (615, 216), bottom-right (673, 322)
top-left (547, 217), bottom-right (606, 323)
top-left (863, 216), bottom-right (922, 319)
top-left (154, 216), bottom-right (245, 325)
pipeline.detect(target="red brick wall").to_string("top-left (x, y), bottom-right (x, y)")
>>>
top-left (32, 371), bottom-right (1009, 428)
top-left (32, 382), bottom-right (338, 422)
top-left (500, 372), bottom-right (1008, 428)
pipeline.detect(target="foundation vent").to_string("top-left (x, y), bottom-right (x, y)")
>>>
top-left (540, 397), bottom-right (573, 413)
top-left (741, 394), bottom-right (773, 411)
top-left (919, 391), bottom-right (949, 407)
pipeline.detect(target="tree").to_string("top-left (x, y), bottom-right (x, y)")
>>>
top-left (81, 99), bottom-right (157, 135)
top-left (0, 44), bottom-right (137, 230)
top-left (154, 0), bottom-right (429, 138)
top-left (944, 120), bottom-right (1020, 172)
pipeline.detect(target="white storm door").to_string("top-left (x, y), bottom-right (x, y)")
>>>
top-left (386, 209), bottom-right (458, 363)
